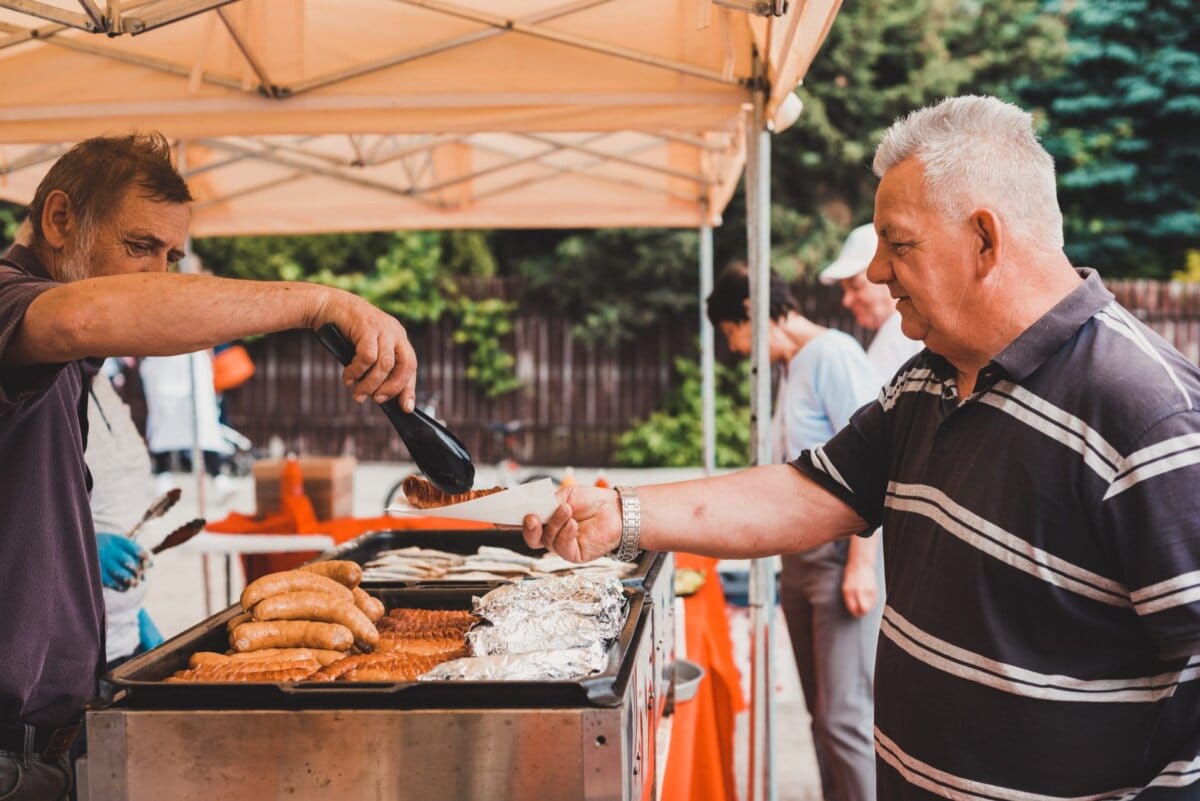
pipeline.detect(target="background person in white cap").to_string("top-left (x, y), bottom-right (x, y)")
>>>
top-left (820, 223), bottom-right (922, 383)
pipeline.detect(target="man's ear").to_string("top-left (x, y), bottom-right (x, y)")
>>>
top-left (39, 190), bottom-right (74, 251)
top-left (969, 209), bottom-right (1002, 278)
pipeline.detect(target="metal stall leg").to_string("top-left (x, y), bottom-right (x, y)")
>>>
top-left (745, 55), bottom-right (777, 801)
top-left (699, 222), bottom-right (716, 478)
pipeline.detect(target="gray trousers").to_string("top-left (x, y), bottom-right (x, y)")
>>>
top-left (779, 542), bottom-right (882, 801)
top-left (0, 754), bottom-right (72, 801)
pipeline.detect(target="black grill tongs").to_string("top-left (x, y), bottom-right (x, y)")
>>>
top-left (315, 323), bottom-right (475, 494)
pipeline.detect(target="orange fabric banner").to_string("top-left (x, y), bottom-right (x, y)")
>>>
top-left (662, 554), bottom-right (746, 801)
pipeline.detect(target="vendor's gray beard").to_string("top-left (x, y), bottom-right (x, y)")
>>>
top-left (51, 230), bottom-right (97, 284)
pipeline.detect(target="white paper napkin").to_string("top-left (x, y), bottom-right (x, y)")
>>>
top-left (387, 478), bottom-right (559, 527)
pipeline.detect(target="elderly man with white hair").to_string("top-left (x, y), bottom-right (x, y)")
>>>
top-left (820, 224), bottom-right (922, 383)
top-left (525, 95), bottom-right (1200, 800)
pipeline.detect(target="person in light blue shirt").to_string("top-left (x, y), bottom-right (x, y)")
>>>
top-left (708, 263), bottom-right (881, 801)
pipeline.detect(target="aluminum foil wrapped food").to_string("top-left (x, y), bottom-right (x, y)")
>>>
top-left (467, 575), bottom-right (627, 656)
top-left (420, 643), bottom-right (608, 681)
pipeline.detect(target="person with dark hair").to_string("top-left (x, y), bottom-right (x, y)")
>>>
top-left (0, 133), bottom-right (418, 800)
top-left (708, 261), bottom-right (881, 801)
top-left (527, 96), bottom-right (1200, 799)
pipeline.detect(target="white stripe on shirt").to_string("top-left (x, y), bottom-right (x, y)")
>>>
top-left (879, 367), bottom-right (941, 412)
top-left (1104, 439), bottom-right (1200, 500)
top-left (979, 383), bottom-right (1121, 481)
top-left (882, 606), bottom-right (1200, 703)
top-left (885, 483), bottom-right (1130, 607)
top-left (1096, 305), bottom-right (1192, 411)
top-left (875, 728), bottom-right (1139, 801)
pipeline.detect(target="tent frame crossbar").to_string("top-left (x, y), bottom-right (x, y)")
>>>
top-left (0, 0), bottom-right (753, 109)
top-left (396, 0), bottom-right (747, 87)
top-left (0, 0), bottom-right (235, 35)
top-left (468, 136), bottom-right (701, 205)
top-left (196, 138), bottom-right (453, 208)
top-left (518, 132), bottom-right (712, 186)
top-left (289, 0), bottom-right (612, 96)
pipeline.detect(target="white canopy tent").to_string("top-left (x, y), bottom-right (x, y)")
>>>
top-left (0, 3), bottom-right (842, 798)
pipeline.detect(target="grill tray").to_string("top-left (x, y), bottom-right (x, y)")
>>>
top-left (326, 529), bottom-right (666, 592)
top-left (106, 585), bottom-right (647, 711)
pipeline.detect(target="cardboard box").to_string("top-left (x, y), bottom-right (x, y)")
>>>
top-left (253, 456), bottom-right (356, 520)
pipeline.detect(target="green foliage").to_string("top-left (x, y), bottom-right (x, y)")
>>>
top-left (1019, 0), bottom-right (1200, 278)
top-left (441, 230), bottom-right (498, 278)
top-left (766, 0), bottom-right (1068, 276)
top-left (0, 201), bottom-right (20, 244)
top-left (1172, 250), bottom-right (1200, 283)
top-left (453, 296), bottom-right (522, 397)
top-left (510, 228), bottom-right (700, 342)
top-left (198, 230), bottom-right (521, 397)
top-left (299, 232), bottom-right (454, 323)
top-left (193, 231), bottom-right (395, 282)
top-left (614, 357), bottom-right (751, 468)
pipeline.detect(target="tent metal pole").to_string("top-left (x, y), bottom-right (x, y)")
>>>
top-left (699, 222), bottom-right (716, 476)
top-left (745, 53), bottom-right (777, 801)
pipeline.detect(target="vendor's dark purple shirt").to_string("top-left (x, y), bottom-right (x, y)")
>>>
top-left (0, 244), bottom-right (104, 727)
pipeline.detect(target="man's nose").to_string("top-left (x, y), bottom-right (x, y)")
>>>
top-left (841, 290), bottom-right (854, 309)
top-left (866, 255), bottom-right (889, 285)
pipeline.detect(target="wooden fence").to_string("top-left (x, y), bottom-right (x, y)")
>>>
top-left (123, 277), bottom-right (1200, 466)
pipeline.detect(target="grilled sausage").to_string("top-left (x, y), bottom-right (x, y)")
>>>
top-left (169, 660), bottom-right (319, 683)
top-left (299, 560), bottom-right (363, 589)
top-left (352, 587), bottom-right (385, 623)
top-left (251, 591), bottom-right (379, 651)
top-left (226, 611), bottom-right (253, 632)
top-left (400, 475), bottom-right (503, 509)
top-left (231, 620), bottom-right (353, 653)
top-left (240, 570), bottom-right (353, 610)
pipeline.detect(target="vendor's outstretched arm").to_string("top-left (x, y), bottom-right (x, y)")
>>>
top-left (522, 463), bottom-right (867, 562)
top-left (5, 273), bottom-right (418, 408)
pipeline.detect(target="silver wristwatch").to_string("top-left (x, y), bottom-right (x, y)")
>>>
top-left (613, 485), bottom-right (642, 562)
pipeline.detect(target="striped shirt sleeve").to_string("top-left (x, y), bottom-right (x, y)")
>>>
top-left (790, 395), bottom-right (891, 529)
top-left (1101, 410), bottom-right (1200, 660)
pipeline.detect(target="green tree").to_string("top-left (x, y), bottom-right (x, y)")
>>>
top-left (767, 0), bottom-right (1067, 276)
top-left (502, 0), bottom-right (1068, 343)
top-left (508, 228), bottom-right (701, 342)
top-left (1019, 0), bottom-right (1200, 278)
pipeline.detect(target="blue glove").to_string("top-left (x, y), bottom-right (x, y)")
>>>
top-left (137, 609), bottom-right (164, 650)
top-left (96, 533), bottom-right (146, 590)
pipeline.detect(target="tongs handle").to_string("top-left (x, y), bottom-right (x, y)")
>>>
top-left (314, 323), bottom-right (475, 495)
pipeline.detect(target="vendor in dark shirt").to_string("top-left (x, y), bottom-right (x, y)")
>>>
top-left (0, 134), bottom-right (420, 800)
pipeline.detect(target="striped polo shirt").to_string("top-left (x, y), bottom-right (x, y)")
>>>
top-left (793, 270), bottom-right (1200, 800)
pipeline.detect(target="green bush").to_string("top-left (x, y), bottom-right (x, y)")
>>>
top-left (615, 357), bottom-right (751, 468)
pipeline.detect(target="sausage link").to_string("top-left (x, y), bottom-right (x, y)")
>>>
top-left (251, 592), bottom-right (379, 651)
top-left (299, 560), bottom-right (363, 588)
top-left (240, 570), bottom-right (353, 610)
top-left (352, 587), bottom-right (385, 623)
top-left (231, 620), bottom-right (353, 652)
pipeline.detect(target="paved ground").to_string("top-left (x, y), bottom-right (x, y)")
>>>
top-left (139, 462), bottom-right (822, 800)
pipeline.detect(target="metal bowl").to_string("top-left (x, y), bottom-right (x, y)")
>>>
top-left (672, 658), bottom-right (705, 703)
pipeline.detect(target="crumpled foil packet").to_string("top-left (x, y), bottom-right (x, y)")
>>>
top-left (467, 575), bottom-right (627, 656)
top-left (420, 643), bottom-right (609, 681)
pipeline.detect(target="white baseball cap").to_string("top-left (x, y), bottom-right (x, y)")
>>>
top-left (818, 224), bottom-right (879, 285)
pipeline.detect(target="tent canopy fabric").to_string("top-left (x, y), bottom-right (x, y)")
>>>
top-left (0, 0), bottom-right (839, 233)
